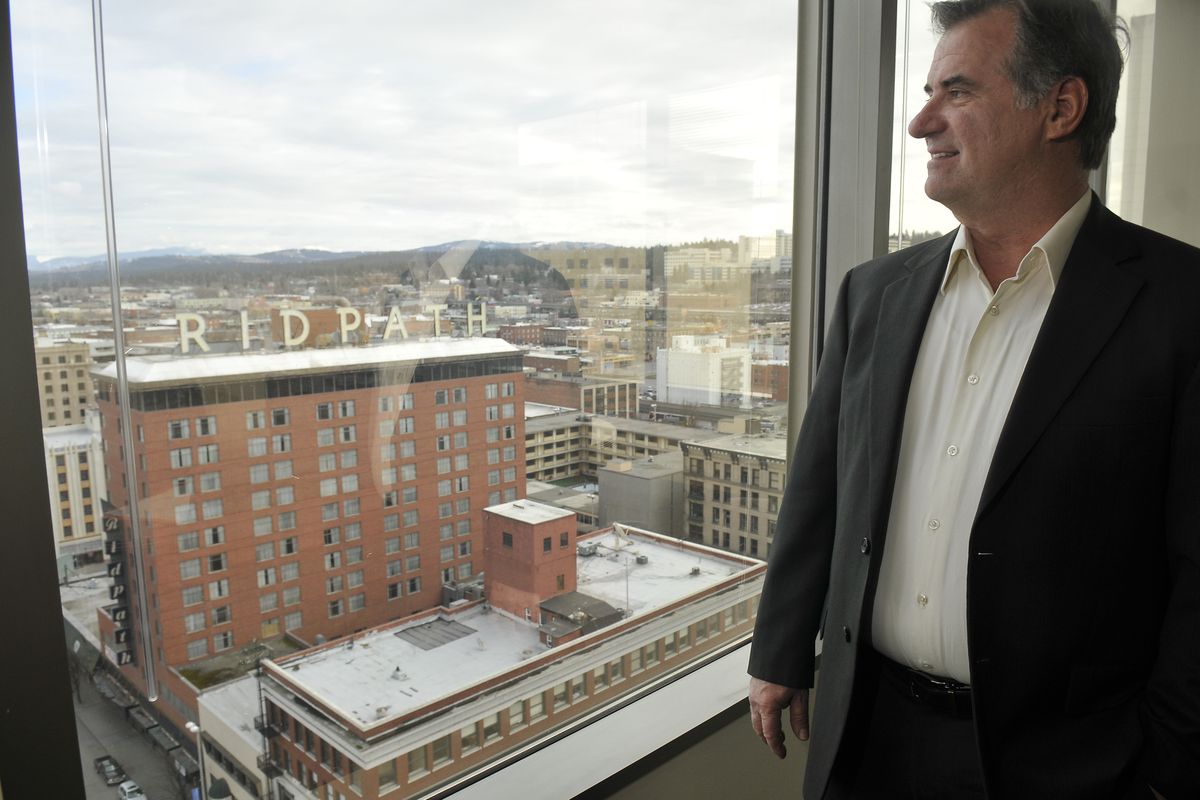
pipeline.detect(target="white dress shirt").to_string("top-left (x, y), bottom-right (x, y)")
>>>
top-left (870, 191), bottom-right (1092, 683)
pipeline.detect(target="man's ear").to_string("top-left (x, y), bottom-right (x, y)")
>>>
top-left (1046, 75), bottom-right (1088, 141)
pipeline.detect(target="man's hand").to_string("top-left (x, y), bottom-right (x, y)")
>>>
top-left (749, 677), bottom-right (809, 759)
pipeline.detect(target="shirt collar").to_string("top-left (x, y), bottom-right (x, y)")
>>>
top-left (940, 190), bottom-right (1092, 295)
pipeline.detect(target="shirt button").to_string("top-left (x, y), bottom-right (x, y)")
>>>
top-left (920, 661), bottom-right (933, 671)
top-left (927, 518), bottom-right (941, 531)
top-left (918, 593), bottom-right (929, 607)
top-left (967, 374), bottom-right (980, 385)
top-left (989, 305), bottom-right (999, 316)
top-left (946, 444), bottom-right (959, 456)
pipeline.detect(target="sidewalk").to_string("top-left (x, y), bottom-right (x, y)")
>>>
top-left (73, 672), bottom-right (185, 800)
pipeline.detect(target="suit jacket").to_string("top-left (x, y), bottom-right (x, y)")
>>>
top-left (748, 198), bottom-right (1200, 799)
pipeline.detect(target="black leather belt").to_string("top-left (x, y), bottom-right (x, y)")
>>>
top-left (881, 657), bottom-right (973, 719)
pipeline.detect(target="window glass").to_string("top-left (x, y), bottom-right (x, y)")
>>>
top-left (13, 0), bottom-right (794, 793)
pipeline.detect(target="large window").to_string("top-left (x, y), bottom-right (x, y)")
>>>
top-left (11, 0), bottom-right (796, 797)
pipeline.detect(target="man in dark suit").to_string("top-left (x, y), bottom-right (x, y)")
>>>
top-left (747, 1), bottom-right (1200, 798)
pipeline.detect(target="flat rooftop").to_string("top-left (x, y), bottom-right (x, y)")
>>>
top-left (44, 424), bottom-right (96, 449)
top-left (486, 499), bottom-right (575, 526)
top-left (600, 451), bottom-right (683, 479)
top-left (268, 527), bottom-right (756, 730)
top-left (94, 338), bottom-right (521, 386)
top-left (682, 432), bottom-right (788, 461)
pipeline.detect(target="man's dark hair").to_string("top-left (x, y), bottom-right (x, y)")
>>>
top-left (930, 0), bottom-right (1127, 170)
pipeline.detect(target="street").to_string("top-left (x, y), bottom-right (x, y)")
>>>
top-left (73, 672), bottom-right (185, 800)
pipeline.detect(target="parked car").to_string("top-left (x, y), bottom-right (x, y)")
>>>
top-left (92, 755), bottom-right (126, 786)
top-left (116, 780), bottom-right (146, 800)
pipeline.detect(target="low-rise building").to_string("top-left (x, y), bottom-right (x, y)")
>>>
top-left (679, 433), bottom-right (788, 559)
top-left (598, 451), bottom-right (684, 537)
top-left (251, 502), bottom-right (763, 799)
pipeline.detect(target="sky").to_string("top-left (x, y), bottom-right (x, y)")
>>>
top-left (11, 0), bottom-right (800, 260)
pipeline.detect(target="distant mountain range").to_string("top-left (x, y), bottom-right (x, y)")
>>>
top-left (26, 241), bottom-right (619, 274)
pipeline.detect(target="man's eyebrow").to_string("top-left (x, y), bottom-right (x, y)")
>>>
top-left (924, 74), bottom-right (977, 96)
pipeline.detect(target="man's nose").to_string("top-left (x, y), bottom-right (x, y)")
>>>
top-left (908, 100), bottom-right (939, 140)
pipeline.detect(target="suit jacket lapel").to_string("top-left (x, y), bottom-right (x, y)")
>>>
top-left (868, 234), bottom-right (953, 543)
top-left (977, 200), bottom-right (1144, 517)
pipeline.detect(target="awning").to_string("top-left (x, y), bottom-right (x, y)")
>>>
top-left (172, 749), bottom-right (200, 781)
top-left (128, 706), bottom-right (158, 732)
top-left (94, 672), bottom-right (138, 708)
top-left (147, 724), bottom-right (179, 752)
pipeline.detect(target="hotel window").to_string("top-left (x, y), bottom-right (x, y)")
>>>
top-left (400, 463), bottom-right (417, 481)
top-left (346, 569), bottom-right (364, 588)
top-left (175, 504), bottom-right (197, 525)
top-left (271, 408), bottom-right (289, 426)
top-left (179, 558), bottom-right (201, 580)
top-left (246, 410), bottom-right (265, 430)
top-left (168, 419), bottom-right (189, 440)
top-left (387, 582), bottom-right (401, 600)
top-left (341, 474), bottom-right (358, 493)
top-left (343, 498), bottom-right (360, 516)
top-left (201, 499), bottom-right (223, 519)
top-left (529, 692), bottom-right (546, 723)
top-left (452, 409), bottom-right (468, 426)
top-left (173, 476), bottom-right (193, 497)
top-left (460, 721), bottom-right (480, 753)
top-left (272, 433), bottom-right (291, 453)
top-left (553, 682), bottom-right (569, 710)
top-left (283, 612), bottom-right (303, 632)
top-left (205, 526), bottom-right (225, 546)
top-left (340, 449), bottom-right (357, 468)
top-left (397, 416), bottom-right (414, 433)
top-left (325, 552), bottom-right (342, 570)
top-left (435, 411), bottom-right (450, 429)
top-left (338, 399), bottom-right (355, 417)
top-left (328, 599), bottom-right (343, 617)
top-left (571, 674), bottom-right (586, 700)
top-left (169, 448), bottom-right (192, 469)
top-left (508, 700), bottom-right (525, 730)
top-left (315, 402), bottom-right (333, 420)
top-left (247, 437), bottom-right (268, 457)
top-left (252, 490), bottom-right (271, 510)
top-left (213, 631), bottom-right (233, 652)
top-left (186, 640), bottom-right (207, 661)
top-left (196, 416), bottom-right (217, 436)
top-left (278, 511), bottom-right (297, 530)
top-left (258, 568), bottom-right (277, 588)
top-left (610, 657), bottom-right (626, 684)
top-left (211, 605), bottom-right (232, 625)
top-left (209, 579), bottom-right (230, 600)
top-left (281, 562), bottom-right (300, 581)
top-left (317, 428), bottom-right (335, 447)
top-left (177, 531), bottom-right (199, 552)
top-left (321, 503), bottom-right (338, 521)
top-left (183, 612), bottom-right (205, 634)
top-left (345, 546), bottom-right (363, 565)
top-left (208, 552), bottom-right (227, 572)
top-left (283, 588), bottom-right (302, 607)
top-left (275, 485), bottom-right (294, 505)
top-left (182, 586), bottom-right (204, 607)
top-left (249, 463), bottom-right (269, 484)
top-left (380, 442), bottom-right (396, 462)
top-left (338, 425), bottom-right (356, 443)
top-left (260, 593), bottom-right (278, 613)
top-left (407, 576), bottom-right (422, 594)
top-left (407, 746), bottom-right (428, 779)
top-left (253, 517), bottom-right (273, 536)
top-left (326, 575), bottom-right (343, 594)
top-left (318, 453), bottom-right (336, 473)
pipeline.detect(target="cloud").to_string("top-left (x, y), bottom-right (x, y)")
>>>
top-left (12, 0), bottom-right (798, 259)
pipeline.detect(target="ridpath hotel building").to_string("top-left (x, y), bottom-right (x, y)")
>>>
top-left (94, 338), bottom-right (526, 725)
